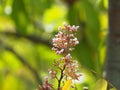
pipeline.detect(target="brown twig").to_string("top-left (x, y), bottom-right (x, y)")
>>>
top-left (0, 31), bottom-right (52, 47)
top-left (57, 65), bottom-right (66, 90)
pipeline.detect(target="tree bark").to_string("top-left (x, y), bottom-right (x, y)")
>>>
top-left (104, 0), bottom-right (120, 89)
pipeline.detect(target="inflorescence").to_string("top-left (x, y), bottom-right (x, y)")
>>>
top-left (39, 22), bottom-right (80, 90)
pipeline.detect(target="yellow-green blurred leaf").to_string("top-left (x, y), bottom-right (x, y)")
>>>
top-left (2, 74), bottom-right (18, 90)
top-left (43, 5), bottom-right (67, 32)
top-left (0, 16), bottom-right (15, 31)
top-left (103, 0), bottom-right (108, 9)
top-left (94, 79), bottom-right (107, 90)
top-left (100, 13), bottom-right (108, 30)
top-left (62, 79), bottom-right (72, 90)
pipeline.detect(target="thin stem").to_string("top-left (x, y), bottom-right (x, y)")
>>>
top-left (57, 65), bottom-right (66, 90)
top-left (55, 75), bottom-right (59, 81)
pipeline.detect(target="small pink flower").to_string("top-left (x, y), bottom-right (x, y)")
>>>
top-left (49, 69), bottom-right (57, 79)
top-left (63, 22), bottom-right (67, 27)
top-left (65, 53), bottom-right (72, 60)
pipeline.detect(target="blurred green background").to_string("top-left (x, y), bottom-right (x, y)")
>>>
top-left (0, 0), bottom-right (108, 90)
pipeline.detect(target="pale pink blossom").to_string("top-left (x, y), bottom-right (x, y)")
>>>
top-left (52, 22), bottom-right (79, 54)
top-left (49, 69), bottom-right (57, 79)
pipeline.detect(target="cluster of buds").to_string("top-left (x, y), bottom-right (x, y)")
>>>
top-left (39, 22), bottom-right (80, 90)
top-left (64, 54), bottom-right (81, 80)
top-left (52, 22), bottom-right (79, 54)
top-left (51, 53), bottom-right (81, 80)
top-left (38, 77), bottom-right (53, 90)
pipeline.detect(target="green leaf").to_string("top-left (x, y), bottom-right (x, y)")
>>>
top-left (11, 0), bottom-right (29, 34)
top-left (74, 0), bottom-right (102, 77)
top-left (82, 0), bottom-right (101, 50)
top-left (67, 2), bottom-right (80, 25)
top-left (74, 42), bottom-right (95, 71)
top-left (94, 79), bottom-right (107, 90)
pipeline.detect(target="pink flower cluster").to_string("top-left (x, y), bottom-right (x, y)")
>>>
top-left (52, 22), bottom-right (79, 54)
top-left (39, 22), bottom-right (80, 90)
top-left (63, 54), bottom-right (81, 80)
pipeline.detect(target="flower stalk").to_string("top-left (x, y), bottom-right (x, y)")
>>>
top-left (39, 22), bottom-right (80, 90)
